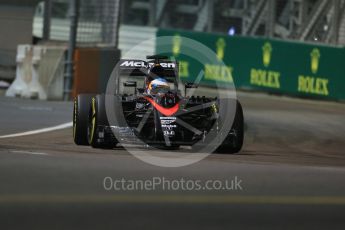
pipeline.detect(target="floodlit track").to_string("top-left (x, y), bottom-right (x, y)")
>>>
top-left (0, 92), bottom-right (345, 230)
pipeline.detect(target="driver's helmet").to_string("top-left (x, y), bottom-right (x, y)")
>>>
top-left (148, 64), bottom-right (165, 78)
top-left (148, 78), bottom-right (170, 95)
top-left (146, 64), bottom-right (164, 83)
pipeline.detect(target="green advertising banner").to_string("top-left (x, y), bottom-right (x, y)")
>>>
top-left (156, 29), bottom-right (345, 100)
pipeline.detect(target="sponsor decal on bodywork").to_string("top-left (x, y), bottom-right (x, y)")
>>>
top-left (144, 97), bottom-right (179, 116)
top-left (120, 61), bottom-right (176, 68)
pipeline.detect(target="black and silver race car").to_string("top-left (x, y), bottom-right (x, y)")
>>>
top-left (73, 55), bottom-right (243, 153)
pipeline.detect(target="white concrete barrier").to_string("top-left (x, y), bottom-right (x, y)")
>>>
top-left (5, 45), bottom-right (32, 98)
top-left (6, 45), bottom-right (66, 100)
top-left (38, 46), bottom-right (66, 100)
top-left (22, 46), bottom-right (46, 99)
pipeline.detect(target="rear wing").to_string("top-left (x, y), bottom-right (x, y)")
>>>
top-left (117, 59), bottom-right (179, 79)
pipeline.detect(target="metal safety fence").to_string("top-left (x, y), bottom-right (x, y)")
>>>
top-left (35, 0), bottom-right (345, 46)
top-left (120, 0), bottom-right (345, 46)
top-left (33, 0), bottom-right (120, 46)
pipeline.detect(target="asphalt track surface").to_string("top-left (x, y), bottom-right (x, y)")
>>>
top-left (0, 92), bottom-right (345, 229)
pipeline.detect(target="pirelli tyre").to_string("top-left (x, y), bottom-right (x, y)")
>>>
top-left (73, 94), bottom-right (94, 145)
top-left (215, 100), bottom-right (244, 154)
top-left (88, 94), bottom-right (118, 149)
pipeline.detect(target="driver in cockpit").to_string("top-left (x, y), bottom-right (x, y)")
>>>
top-left (146, 64), bottom-right (170, 95)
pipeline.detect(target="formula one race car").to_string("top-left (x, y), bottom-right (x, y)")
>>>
top-left (73, 55), bottom-right (243, 153)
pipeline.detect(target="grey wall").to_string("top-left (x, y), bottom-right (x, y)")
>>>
top-left (0, 5), bottom-right (35, 66)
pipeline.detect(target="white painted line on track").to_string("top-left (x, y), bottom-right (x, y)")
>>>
top-left (11, 150), bottom-right (49, 156)
top-left (0, 122), bottom-right (73, 139)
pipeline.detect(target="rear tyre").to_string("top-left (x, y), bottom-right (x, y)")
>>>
top-left (88, 94), bottom-right (118, 149)
top-left (73, 94), bottom-right (94, 145)
top-left (215, 101), bottom-right (244, 154)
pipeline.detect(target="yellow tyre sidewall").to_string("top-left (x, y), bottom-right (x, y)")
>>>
top-left (73, 98), bottom-right (77, 140)
top-left (89, 97), bottom-right (97, 144)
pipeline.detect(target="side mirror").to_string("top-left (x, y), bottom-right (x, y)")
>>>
top-left (184, 82), bottom-right (198, 96)
top-left (123, 81), bottom-right (137, 95)
top-left (123, 81), bottom-right (137, 87)
top-left (185, 83), bottom-right (198, 89)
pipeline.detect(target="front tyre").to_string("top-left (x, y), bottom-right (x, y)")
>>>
top-left (88, 94), bottom-right (118, 149)
top-left (73, 94), bottom-right (94, 145)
